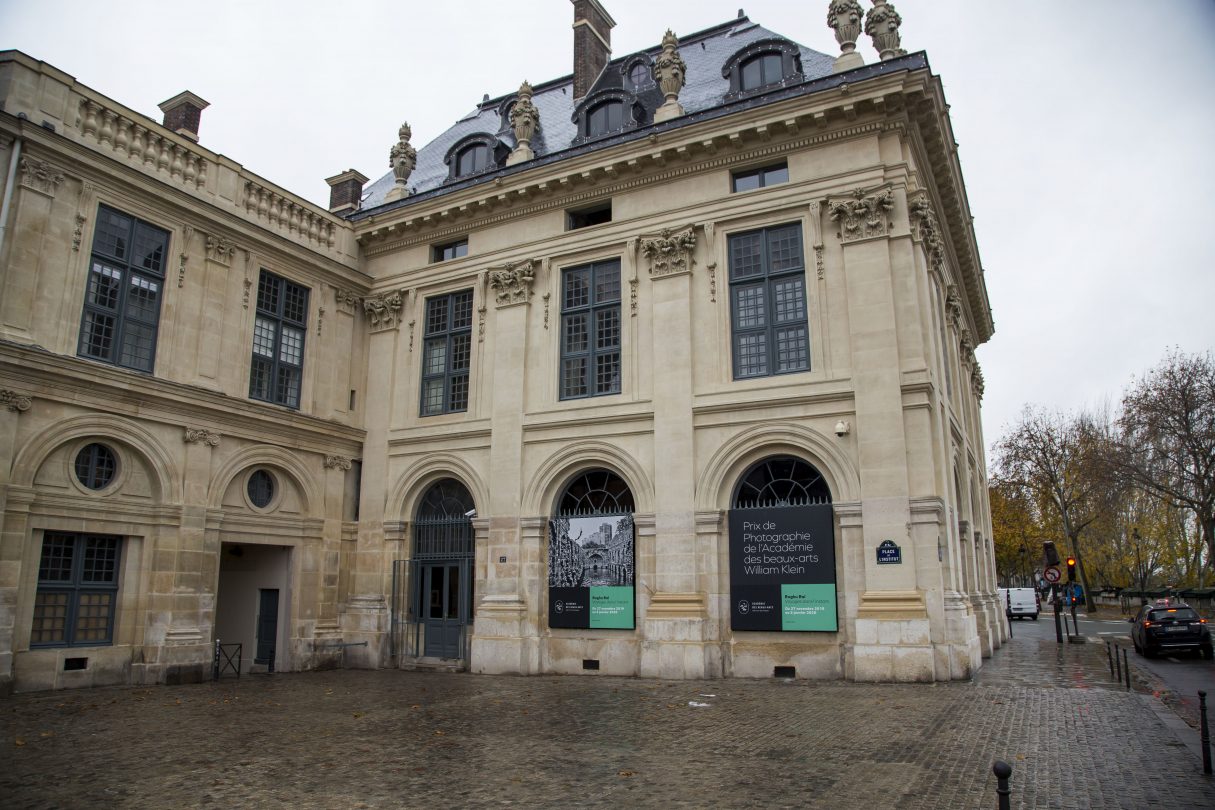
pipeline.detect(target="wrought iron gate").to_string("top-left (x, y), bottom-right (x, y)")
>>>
top-left (390, 514), bottom-right (474, 661)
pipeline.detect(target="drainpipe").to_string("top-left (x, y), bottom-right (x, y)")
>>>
top-left (0, 136), bottom-right (22, 262)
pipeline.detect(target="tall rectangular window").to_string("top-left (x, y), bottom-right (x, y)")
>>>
top-left (248, 270), bottom-right (308, 409)
top-left (420, 290), bottom-right (474, 416)
top-left (77, 205), bottom-right (169, 373)
top-left (728, 223), bottom-right (810, 379)
top-left (31, 533), bottom-right (121, 648)
top-left (561, 260), bottom-right (621, 400)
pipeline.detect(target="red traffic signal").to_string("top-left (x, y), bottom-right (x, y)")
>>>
top-left (1066, 557), bottom-right (1077, 582)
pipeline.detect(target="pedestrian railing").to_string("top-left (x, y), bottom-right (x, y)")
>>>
top-left (212, 640), bottom-right (241, 681)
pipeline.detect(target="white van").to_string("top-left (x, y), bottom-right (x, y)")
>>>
top-left (1000, 587), bottom-right (1040, 620)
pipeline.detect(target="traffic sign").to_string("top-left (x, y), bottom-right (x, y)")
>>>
top-left (1043, 565), bottom-right (1062, 584)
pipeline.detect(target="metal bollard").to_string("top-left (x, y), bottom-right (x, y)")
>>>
top-left (1123, 648), bottom-right (1131, 690)
top-left (1106, 640), bottom-right (1113, 676)
top-left (1200, 691), bottom-right (1212, 775)
top-left (992, 761), bottom-right (1012, 810)
top-left (1115, 644), bottom-right (1122, 681)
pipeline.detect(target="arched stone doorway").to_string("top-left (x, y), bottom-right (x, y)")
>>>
top-left (403, 479), bottom-right (476, 661)
top-left (728, 455), bottom-right (836, 637)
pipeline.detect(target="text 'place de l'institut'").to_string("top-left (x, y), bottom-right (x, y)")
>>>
top-left (0, 0), bottom-right (1000, 696)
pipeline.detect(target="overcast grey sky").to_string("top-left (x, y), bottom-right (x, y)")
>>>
top-left (3, 0), bottom-right (1213, 449)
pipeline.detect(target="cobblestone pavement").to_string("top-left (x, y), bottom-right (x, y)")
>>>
top-left (5, 640), bottom-right (1215, 809)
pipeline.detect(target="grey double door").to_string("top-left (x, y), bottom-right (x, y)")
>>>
top-left (421, 562), bottom-right (466, 659)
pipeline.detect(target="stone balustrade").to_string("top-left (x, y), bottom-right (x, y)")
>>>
top-left (242, 180), bottom-right (338, 250)
top-left (77, 97), bottom-right (209, 190)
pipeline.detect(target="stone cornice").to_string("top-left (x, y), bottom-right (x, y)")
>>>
top-left (0, 340), bottom-right (365, 451)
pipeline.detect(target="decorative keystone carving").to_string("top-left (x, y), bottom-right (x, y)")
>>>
top-left (865, 0), bottom-right (906, 61)
top-left (384, 122), bottom-right (417, 203)
top-left (909, 192), bottom-right (945, 274)
top-left (641, 227), bottom-right (697, 278)
top-left (0, 389), bottom-right (31, 413)
top-left (828, 189), bottom-right (895, 243)
top-left (205, 235), bottom-right (236, 264)
top-left (506, 82), bottom-right (540, 165)
top-left (19, 155), bottom-right (64, 197)
top-left (183, 428), bottom-right (220, 446)
top-left (827, 1), bottom-right (865, 71)
top-left (324, 455), bottom-right (353, 470)
top-left (971, 363), bottom-right (985, 400)
top-left (945, 284), bottom-right (962, 328)
top-left (488, 260), bottom-right (537, 307)
top-left (72, 214), bottom-right (86, 251)
top-left (653, 31), bottom-right (688, 123)
top-left (363, 289), bottom-right (406, 331)
top-left (333, 287), bottom-right (360, 314)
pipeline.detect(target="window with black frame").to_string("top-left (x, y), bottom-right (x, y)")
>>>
top-left (78, 205), bottom-right (169, 373)
top-left (561, 260), bottom-right (621, 400)
top-left (740, 52), bottom-right (784, 91)
top-left (31, 533), bottom-right (121, 648)
top-left (420, 290), bottom-right (474, 416)
top-left (728, 223), bottom-right (810, 379)
top-left (586, 101), bottom-right (623, 138)
top-left (248, 270), bottom-right (308, 409)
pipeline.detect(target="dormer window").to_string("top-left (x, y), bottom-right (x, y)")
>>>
top-left (629, 63), bottom-right (650, 86)
top-left (456, 144), bottom-right (488, 177)
top-left (587, 101), bottom-right (623, 138)
top-left (740, 52), bottom-right (783, 91)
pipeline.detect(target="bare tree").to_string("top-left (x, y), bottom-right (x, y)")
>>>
top-left (1111, 349), bottom-right (1215, 565)
top-left (993, 406), bottom-right (1104, 612)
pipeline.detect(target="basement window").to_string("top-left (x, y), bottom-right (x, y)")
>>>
top-left (567, 203), bottom-right (612, 231)
top-left (582, 659), bottom-right (600, 671)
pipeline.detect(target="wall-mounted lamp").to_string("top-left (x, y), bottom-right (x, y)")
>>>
top-left (834, 420), bottom-right (851, 437)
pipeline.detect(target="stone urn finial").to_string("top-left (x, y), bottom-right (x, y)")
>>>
top-left (384, 121), bottom-right (417, 203)
top-left (506, 81), bottom-right (540, 166)
top-left (653, 30), bottom-right (688, 123)
top-left (827, 1), bottom-right (865, 73)
top-left (865, 0), bottom-right (905, 61)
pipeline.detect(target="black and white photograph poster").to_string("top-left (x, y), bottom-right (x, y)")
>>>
top-left (728, 504), bottom-right (837, 632)
top-left (548, 515), bottom-right (634, 629)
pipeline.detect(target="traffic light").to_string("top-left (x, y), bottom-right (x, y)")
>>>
top-left (1043, 541), bottom-right (1061, 567)
top-left (1066, 557), bottom-right (1077, 582)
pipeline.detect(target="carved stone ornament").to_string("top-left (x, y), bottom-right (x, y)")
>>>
top-left (324, 455), bottom-right (353, 470)
top-left (183, 428), bottom-right (220, 446)
top-left (72, 214), bottom-right (86, 251)
top-left (971, 364), bottom-right (985, 401)
top-left (653, 30), bottom-right (688, 122)
top-left (828, 189), bottom-right (895, 243)
top-left (945, 284), bottom-right (962, 328)
top-left (865, 0), bottom-right (906, 61)
top-left (641, 227), bottom-right (697, 278)
top-left (384, 122), bottom-right (417, 203)
top-left (333, 287), bottom-right (360, 314)
top-left (19, 155), bottom-right (64, 197)
top-left (488, 260), bottom-right (537, 307)
top-left (506, 82), bottom-right (540, 165)
top-left (959, 328), bottom-right (975, 369)
top-left (363, 289), bottom-right (406, 331)
top-left (205, 235), bottom-right (236, 264)
top-left (909, 192), bottom-right (945, 274)
top-left (827, 1), bottom-right (865, 68)
top-left (0, 389), bottom-right (31, 413)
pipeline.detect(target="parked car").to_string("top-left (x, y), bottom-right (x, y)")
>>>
top-left (1130, 601), bottom-right (1213, 659)
top-left (1001, 587), bottom-right (1040, 620)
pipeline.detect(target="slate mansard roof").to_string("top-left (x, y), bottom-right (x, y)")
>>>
top-left (355, 15), bottom-right (836, 217)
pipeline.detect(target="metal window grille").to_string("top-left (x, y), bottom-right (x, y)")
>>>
top-left (558, 470), bottom-right (635, 516)
top-left (728, 223), bottom-right (810, 380)
top-left (74, 443), bottom-right (116, 490)
top-left (247, 270), bottom-right (308, 409)
top-left (561, 260), bottom-right (621, 400)
top-left (31, 533), bottom-right (121, 647)
top-left (419, 290), bottom-right (474, 416)
top-left (732, 457), bottom-right (832, 509)
top-left (77, 205), bottom-right (168, 373)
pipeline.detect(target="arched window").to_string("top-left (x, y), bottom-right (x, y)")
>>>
top-left (733, 456), bottom-right (831, 508)
top-left (247, 469), bottom-right (274, 509)
top-left (740, 52), bottom-right (783, 91)
top-left (558, 469), bottom-right (635, 516)
top-left (75, 443), bottom-right (116, 490)
top-left (586, 101), bottom-right (623, 138)
top-left (455, 144), bottom-right (488, 177)
top-left (416, 478), bottom-right (476, 521)
top-left (628, 63), bottom-right (650, 86)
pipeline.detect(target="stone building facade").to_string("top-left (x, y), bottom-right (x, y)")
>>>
top-left (0, 0), bottom-right (1002, 694)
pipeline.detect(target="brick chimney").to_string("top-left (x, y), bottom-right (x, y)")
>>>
top-left (157, 91), bottom-right (210, 142)
top-left (325, 169), bottom-right (369, 214)
top-left (571, 0), bottom-right (616, 100)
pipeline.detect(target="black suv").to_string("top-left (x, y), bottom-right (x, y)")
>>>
top-left (1129, 601), bottom-right (1213, 659)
